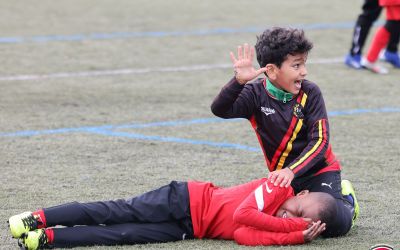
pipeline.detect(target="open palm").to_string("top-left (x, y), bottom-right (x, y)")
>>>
top-left (303, 221), bottom-right (326, 242)
top-left (230, 43), bottom-right (267, 84)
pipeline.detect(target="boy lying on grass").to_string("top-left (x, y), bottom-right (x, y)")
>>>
top-left (9, 177), bottom-right (333, 249)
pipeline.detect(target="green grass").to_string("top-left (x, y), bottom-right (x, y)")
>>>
top-left (1, 0), bottom-right (399, 249)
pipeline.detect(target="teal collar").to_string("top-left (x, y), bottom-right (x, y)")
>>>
top-left (266, 79), bottom-right (293, 103)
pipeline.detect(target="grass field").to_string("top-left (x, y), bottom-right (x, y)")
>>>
top-left (1, 0), bottom-right (399, 249)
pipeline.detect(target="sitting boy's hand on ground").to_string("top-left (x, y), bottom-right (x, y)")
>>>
top-left (303, 221), bottom-right (326, 242)
top-left (268, 168), bottom-right (294, 187)
top-left (230, 43), bottom-right (267, 85)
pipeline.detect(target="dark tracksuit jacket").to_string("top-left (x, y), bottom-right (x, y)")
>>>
top-left (211, 77), bottom-right (352, 237)
top-left (211, 77), bottom-right (341, 177)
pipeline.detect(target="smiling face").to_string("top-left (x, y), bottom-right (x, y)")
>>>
top-left (266, 53), bottom-right (308, 95)
top-left (275, 190), bottom-right (322, 222)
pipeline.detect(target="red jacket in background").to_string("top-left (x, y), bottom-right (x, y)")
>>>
top-left (380, 0), bottom-right (400, 19)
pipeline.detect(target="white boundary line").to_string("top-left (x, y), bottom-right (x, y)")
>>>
top-left (0, 57), bottom-right (343, 82)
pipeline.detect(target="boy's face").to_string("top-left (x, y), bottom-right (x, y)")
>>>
top-left (275, 190), bottom-right (321, 221)
top-left (268, 53), bottom-right (308, 95)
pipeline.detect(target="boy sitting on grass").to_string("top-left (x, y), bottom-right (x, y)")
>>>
top-left (9, 177), bottom-right (332, 249)
top-left (211, 27), bottom-right (359, 237)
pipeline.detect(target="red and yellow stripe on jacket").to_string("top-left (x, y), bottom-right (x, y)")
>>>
top-left (269, 91), bottom-right (308, 172)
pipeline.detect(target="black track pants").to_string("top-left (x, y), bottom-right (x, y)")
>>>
top-left (43, 181), bottom-right (194, 247)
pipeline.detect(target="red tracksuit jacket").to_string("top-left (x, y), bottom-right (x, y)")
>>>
top-left (380, 0), bottom-right (400, 19)
top-left (188, 178), bottom-right (309, 246)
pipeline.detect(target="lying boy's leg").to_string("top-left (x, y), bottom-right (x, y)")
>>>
top-left (291, 171), bottom-right (353, 237)
top-left (22, 221), bottom-right (194, 248)
top-left (54, 221), bottom-right (194, 247)
top-left (44, 181), bottom-right (191, 226)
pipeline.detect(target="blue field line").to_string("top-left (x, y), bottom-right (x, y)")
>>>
top-left (1, 106), bottom-right (399, 151)
top-left (328, 107), bottom-right (400, 116)
top-left (0, 118), bottom-right (238, 137)
top-left (0, 107), bottom-right (399, 137)
top-left (115, 117), bottom-right (237, 129)
top-left (0, 21), bottom-right (377, 44)
top-left (86, 129), bottom-right (260, 152)
top-left (0, 125), bottom-right (115, 137)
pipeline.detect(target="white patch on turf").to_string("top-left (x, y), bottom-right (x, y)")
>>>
top-left (0, 58), bottom-right (343, 82)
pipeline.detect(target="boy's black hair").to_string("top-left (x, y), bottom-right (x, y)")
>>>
top-left (255, 27), bottom-right (313, 68)
top-left (316, 193), bottom-right (339, 238)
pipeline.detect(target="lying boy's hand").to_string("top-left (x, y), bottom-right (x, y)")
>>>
top-left (230, 43), bottom-right (267, 85)
top-left (303, 221), bottom-right (326, 242)
top-left (268, 168), bottom-right (294, 187)
top-left (303, 218), bottom-right (313, 226)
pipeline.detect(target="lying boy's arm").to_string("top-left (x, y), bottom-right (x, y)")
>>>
top-left (234, 227), bottom-right (304, 246)
top-left (233, 205), bottom-right (308, 232)
top-left (235, 221), bottom-right (326, 246)
top-left (233, 181), bottom-right (309, 232)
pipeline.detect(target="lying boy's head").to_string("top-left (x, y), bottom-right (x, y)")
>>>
top-left (255, 27), bottom-right (313, 68)
top-left (276, 190), bottom-right (337, 230)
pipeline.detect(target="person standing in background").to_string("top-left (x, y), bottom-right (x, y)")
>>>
top-left (345, 0), bottom-right (400, 71)
top-left (361, 0), bottom-right (400, 73)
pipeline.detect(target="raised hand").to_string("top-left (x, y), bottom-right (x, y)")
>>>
top-left (230, 43), bottom-right (267, 85)
top-left (303, 221), bottom-right (326, 242)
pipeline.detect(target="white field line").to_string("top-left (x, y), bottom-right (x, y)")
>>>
top-left (0, 57), bottom-right (343, 81)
